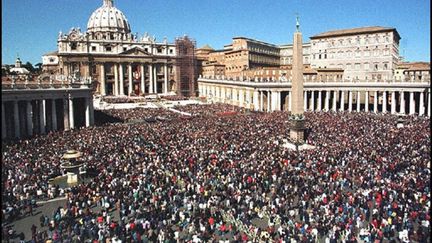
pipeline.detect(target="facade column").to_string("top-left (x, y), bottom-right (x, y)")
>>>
top-left (128, 64), bottom-right (133, 95)
top-left (246, 89), bottom-right (251, 108)
top-left (114, 63), bottom-right (119, 96)
top-left (164, 63), bottom-right (168, 93)
top-left (348, 91), bottom-right (353, 112)
top-left (276, 91), bottom-right (281, 111)
top-left (119, 64), bottom-right (125, 95)
top-left (382, 91), bottom-right (387, 113)
top-left (90, 96), bottom-right (94, 125)
top-left (51, 99), bottom-right (57, 131)
top-left (419, 91), bottom-right (424, 116)
top-left (365, 91), bottom-right (369, 112)
top-left (374, 91), bottom-right (378, 113)
top-left (85, 97), bottom-right (91, 127)
top-left (324, 91), bottom-right (330, 111)
top-left (2, 103), bottom-right (6, 139)
top-left (148, 64), bottom-right (153, 93)
top-left (63, 99), bottom-right (70, 130)
top-left (340, 91), bottom-right (345, 111)
top-left (332, 90), bottom-right (337, 112)
top-left (409, 91), bottom-right (415, 115)
top-left (391, 91), bottom-right (396, 114)
top-left (356, 91), bottom-right (361, 112)
top-left (39, 100), bottom-right (46, 134)
top-left (26, 101), bottom-right (33, 137)
top-left (304, 91), bottom-right (307, 111)
top-left (153, 65), bottom-right (158, 93)
top-left (100, 63), bottom-right (106, 96)
top-left (140, 64), bottom-right (145, 94)
top-left (13, 101), bottom-right (20, 138)
top-left (69, 98), bottom-right (74, 129)
top-left (317, 91), bottom-right (322, 111)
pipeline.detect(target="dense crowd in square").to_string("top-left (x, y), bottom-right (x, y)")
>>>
top-left (2, 104), bottom-right (430, 242)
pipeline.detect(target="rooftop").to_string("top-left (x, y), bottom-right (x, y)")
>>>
top-left (310, 26), bottom-right (400, 40)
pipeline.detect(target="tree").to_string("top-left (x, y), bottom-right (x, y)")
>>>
top-left (34, 63), bottom-right (43, 74)
top-left (23, 62), bottom-right (35, 73)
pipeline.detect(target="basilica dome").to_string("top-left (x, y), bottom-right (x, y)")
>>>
top-left (87, 0), bottom-right (131, 34)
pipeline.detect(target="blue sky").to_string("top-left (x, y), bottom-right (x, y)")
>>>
top-left (2, 0), bottom-right (430, 65)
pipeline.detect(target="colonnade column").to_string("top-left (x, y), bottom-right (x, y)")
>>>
top-left (26, 101), bottom-right (33, 137)
top-left (365, 91), bottom-right (369, 112)
top-left (267, 91), bottom-right (271, 112)
top-left (428, 91), bottom-right (431, 117)
top-left (85, 97), bottom-right (91, 127)
top-left (51, 99), bottom-right (57, 131)
top-left (288, 91), bottom-right (292, 112)
top-left (13, 101), bottom-right (20, 138)
top-left (119, 64), bottom-right (125, 95)
top-left (317, 91), bottom-right (322, 111)
top-left (400, 91), bottom-right (405, 114)
top-left (128, 64), bottom-right (133, 95)
top-left (100, 64), bottom-right (106, 96)
top-left (419, 91), bottom-right (424, 116)
top-left (391, 91), bottom-right (396, 114)
top-left (304, 91), bottom-right (307, 111)
top-left (253, 90), bottom-right (259, 111)
top-left (69, 98), bottom-right (74, 129)
top-left (310, 91), bottom-right (315, 111)
top-left (324, 90), bottom-right (330, 111)
top-left (114, 63), bottom-right (119, 96)
top-left (356, 91), bottom-right (361, 112)
top-left (409, 92), bottom-right (415, 115)
top-left (373, 91), bottom-right (378, 113)
top-left (140, 64), bottom-right (145, 94)
top-left (63, 99), bottom-right (70, 130)
top-left (39, 100), bottom-right (46, 134)
top-left (260, 91), bottom-right (264, 111)
top-left (238, 89), bottom-right (244, 107)
top-left (148, 64), bottom-right (153, 93)
top-left (348, 91), bottom-right (353, 112)
top-left (164, 63), bottom-right (168, 94)
top-left (382, 91), bottom-right (387, 113)
top-left (332, 91), bottom-right (337, 112)
top-left (340, 91), bottom-right (345, 111)
top-left (2, 103), bottom-right (6, 139)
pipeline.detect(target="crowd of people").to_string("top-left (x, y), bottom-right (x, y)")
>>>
top-left (2, 104), bottom-right (430, 242)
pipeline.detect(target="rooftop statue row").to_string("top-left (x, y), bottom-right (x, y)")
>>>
top-left (58, 28), bottom-right (168, 44)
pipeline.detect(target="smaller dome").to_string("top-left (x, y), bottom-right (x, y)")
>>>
top-left (87, 0), bottom-right (131, 34)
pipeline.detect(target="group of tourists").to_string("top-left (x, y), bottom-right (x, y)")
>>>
top-left (2, 103), bottom-right (430, 242)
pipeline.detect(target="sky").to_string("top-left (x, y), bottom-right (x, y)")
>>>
top-left (2, 0), bottom-right (430, 65)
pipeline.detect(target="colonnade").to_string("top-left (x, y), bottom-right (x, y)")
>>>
top-left (99, 62), bottom-right (170, 96)
top-left (199, 83), bottom-right (431, 117)
top-left (1, 96), bottom-right (94, 140)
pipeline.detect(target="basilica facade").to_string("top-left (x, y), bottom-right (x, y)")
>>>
top-left (42, 0), bottom-right (196, 97)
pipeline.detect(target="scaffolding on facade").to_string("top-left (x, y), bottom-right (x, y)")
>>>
top-left (175, 36), bottom-right (197, 97)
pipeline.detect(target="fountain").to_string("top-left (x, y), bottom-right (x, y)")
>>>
top-left (60, 150), bottom-right (84, 184)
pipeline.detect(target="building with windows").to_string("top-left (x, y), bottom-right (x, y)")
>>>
top-left (309, 26), bottom-right (401, 81)
top-left (42, 0), bottom-right (196, 97)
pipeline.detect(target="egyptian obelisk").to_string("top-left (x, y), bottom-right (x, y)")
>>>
top-left (289, 15), bottom-right (306, 142)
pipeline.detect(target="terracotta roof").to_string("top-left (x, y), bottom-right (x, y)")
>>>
top-left (310, 26), bottom-right (399, 39)
top-left (398, 62), bottom-right (430, 71)
top-left (43, 51), bottom-right (58, 56)
top-left (198, 44), bottom-right (214, 50)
